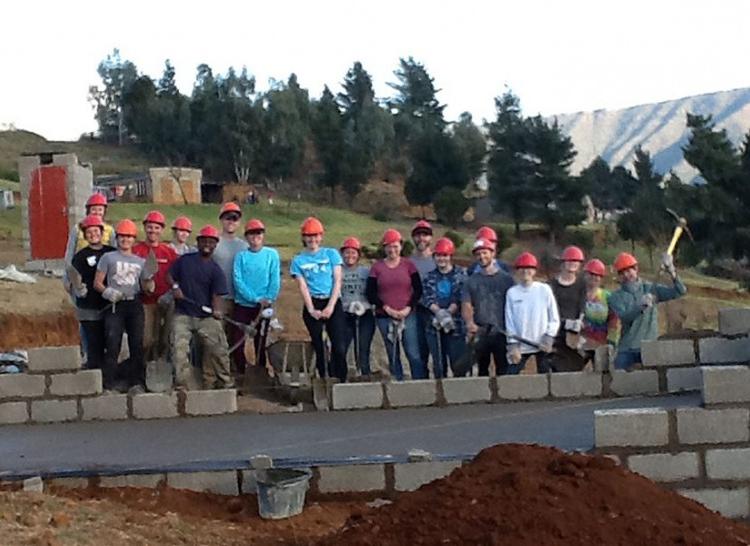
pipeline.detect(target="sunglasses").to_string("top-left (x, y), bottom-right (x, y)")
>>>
top-left (222, 214), bottom-right (240, 222)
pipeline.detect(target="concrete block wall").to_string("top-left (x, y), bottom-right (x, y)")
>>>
top-left (594, 366), bottom-right (750, 519)
top-left (0, 346), bottom-right (238, 425)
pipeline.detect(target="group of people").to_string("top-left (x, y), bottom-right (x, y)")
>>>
top-left (66, 192), bottom-right (687, 393)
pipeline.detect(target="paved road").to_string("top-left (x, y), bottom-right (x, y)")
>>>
top-left (0, 393), bottom-right (699, 477)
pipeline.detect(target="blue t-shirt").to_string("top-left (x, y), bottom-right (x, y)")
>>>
top-left (290, 247), bottom-right (343, 298)
top-left (170, 252), bottom-right (228, 318)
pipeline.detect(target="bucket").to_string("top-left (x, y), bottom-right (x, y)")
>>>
top-left (256, 468), bottom-right (312, 520)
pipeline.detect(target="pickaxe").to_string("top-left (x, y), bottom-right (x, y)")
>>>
top-left (665, 208), bottom-right (693, 256)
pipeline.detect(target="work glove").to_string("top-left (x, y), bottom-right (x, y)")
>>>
top-left (157, 291), bottom-right (174, 308)
top-left (661, 252), bottom-right (677, 277)
top-left (269, 318), bottom-right (284, 331)
top-left (540, 334), bottom-right (555, 354)
top-left (348, 301), bottom-right (366, 317)
top-left (508, 345), bottom-right (522, 365)
top-left (261, 307), bottom-right (275, 319)
top-left (74, 284), bottom-right (88, 299)
top-left (640, 293), bottom-right (656, 309)
top-left (102, 287), bottom-right (123, 303)
top-left (564, 318), bottom-right (582, 333)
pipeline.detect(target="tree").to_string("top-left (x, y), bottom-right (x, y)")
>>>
top-left (578, 156), bottom-right (637, 212)
top-left (451, 112), bottom-right (486, 182)
top-left (433, 186), bottom-right (469, 228)
top-left (88, 49), bottom-right (138, 144)
top-left (311, 86), bottom-right (344, 202)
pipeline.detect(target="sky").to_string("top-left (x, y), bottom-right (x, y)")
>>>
top-left (1, 0), bottom-right (749, 141)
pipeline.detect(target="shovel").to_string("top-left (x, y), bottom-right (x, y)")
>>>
top-left (65, 264), bottom-right (85, 297)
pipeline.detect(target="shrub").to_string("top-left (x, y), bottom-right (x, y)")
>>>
top-left (443, 230), bottom-right (464, 251)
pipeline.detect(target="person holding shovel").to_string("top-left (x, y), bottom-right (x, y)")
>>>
top-left (340, 237), bottom-right (375, 378)
top-left (366, 229), bottom-right (425, 381)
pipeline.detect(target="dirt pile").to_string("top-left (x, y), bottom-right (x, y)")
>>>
top-left (0, 312), bottom-right (79, 350)
top-left (320, 444), bottom-right (750, 546)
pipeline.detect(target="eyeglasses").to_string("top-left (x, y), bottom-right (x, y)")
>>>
top-left (222, 214), bottom-right (240, 222)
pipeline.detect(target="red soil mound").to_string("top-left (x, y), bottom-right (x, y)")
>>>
top-left (0, 312), bottom-right (79, 350)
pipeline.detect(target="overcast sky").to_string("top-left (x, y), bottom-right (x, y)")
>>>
top-left (2, 0), bottom-right (748, 141)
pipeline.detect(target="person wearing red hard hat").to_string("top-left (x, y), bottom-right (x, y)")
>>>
top-left (545, 245), bottom-right (588, 372)
top-left (366, 228), bottom-right (426, 381)
top-left (290, 217), bottom-right (348, 382)
top-left (580, 259), bottom-right (621, 368)
top-left (461, 238), bottom-right (514, 376)
top-left (232, 219), bottom-right (281, 375)
top-left (65, 193), bottom-right (116, 267)
top-left (410, 219), bottom-right (436, 370)
top-left (608, 251), bottom-right (686, 370)
top-left (504, 252), bottom-right (560, 374)
top-left (422, 237), bottom-right (468, 378)
top-left (167, 225), bottom-right (234, 390)
top-left (169, 216), bottom-right (196, 256)
top-left (467, 226), bottom-right (510, 275)
top-left (93, 218), bottom-right (155, 393)
top-left (70, 214), bottom-right (116, 372)
top-left (340, 236), bottom-right (376, 378)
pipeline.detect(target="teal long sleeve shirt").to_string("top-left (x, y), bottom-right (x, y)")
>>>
top-left (609, 276), bottom-right (686, 351)
top-left (233, 246), bottom-right (281, 306)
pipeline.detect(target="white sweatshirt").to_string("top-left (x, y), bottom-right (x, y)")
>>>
top-left (505, 281), bottom-right (560, 353)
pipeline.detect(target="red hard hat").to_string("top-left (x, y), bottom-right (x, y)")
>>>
top-left (514, 252), bottom-right (538, 269)
top-left (614, 252), bottom-right (638, 273)
top-left (411, 219), bottom-right (433, 235)
top-left (340, 237), bottom-right (362, 252)
top-left (434, 237), bottom-right (455, 256)
top-left (475, 226), bottom-right (498, 243)
top-left (172, 216), bottom-right (192, 232)
top-left (143, 210), bottom-right (166, 226)
top-left (301, 217), bottom-right (324, 235)
top-left (81, 214), bottom-right (104, 231)
top-left (472, 238), bottom-right (495, 254)
top-left (219, 202), bottom-right (242, 219)
top-left (115, 219), bottom-right (138, 237)
top-left (382, 228), bottom-right (402, 246)
top-left (244, 219), bottom-right (265, 234)
top-left (561, 245), bottom-right (585, 262)
top-left (86, 193), bottom-right (108, 208)
top-left (197, 225), bottom-right (220, 240)
top-left (584, 259), bottom-right (606, 277)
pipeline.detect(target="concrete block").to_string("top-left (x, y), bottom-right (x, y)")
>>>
top-left (47, 477), bottom-right (90, 489)
top-left (550, 372), bottom-right (602, 398)
top-left (184, 389), bottom-right (237, 416)
top-left (667, 367), bottom-right (702, 393)
top-left (641, 339), bottom-right (695, 367)
top-left (706, 448), bottom-right (750, 480)
top-left (701, 366), bottom-right (750, 405)
top-left (677, 408), bottom-right (749, 444)
top-left (30, 399), bottom-right (78, 423)
top-left (441, 377), bottom-right (491, 405)
top-left (679, 488), bottom-right (750, 519)
top-left (26, 346), bottom-right (81, 373)
top-left (331, 383), bottom-right (383, 410)
top-left (627, 452), bottom-right (700, 482)
top-left (241, 469), bottom-right (258, 494)
top-left (81, 394), bottom-right (128, 421)
top-left (132, 393), bottom-right (178, 419)
top-left (250, 455), bottom-right (274, 469)
top-left (167, 471), bottom-right (239, 495)
top-left (718, 308), bottom-right (750, 336)
top-left (394, 460), bottom-right (463, 492)
top-left (386, 380), bottom-right (437, 408)
top-left (49, 370), bottom-right (102, 396)
top-left (0, 401), bottom-right (29, 424)
top-left (699, 337), bottom-right (750, 365)
top-left (594, 408), bottom-right (669, 447)
top-left (609, 370), bottom-right (660, 396)
top-left (99, 474), bottom-right (164, 488)
top-left (496, 374), bottom-right (548, 400)
top-left (317, 464), bottom-right (386, 493)
top-left (0, 374), bottom-right (46, 399)
top-left (23, 476), bottom-right (43, 492)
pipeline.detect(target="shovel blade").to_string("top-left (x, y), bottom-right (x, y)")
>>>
top-left (145, 359), bottom-right (173, 393)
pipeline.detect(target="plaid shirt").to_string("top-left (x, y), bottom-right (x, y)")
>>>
top-left (422, 265), bottom-right (466, 337)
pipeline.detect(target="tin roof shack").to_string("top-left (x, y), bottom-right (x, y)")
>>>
top-left (149, 167), bottom-right (202, 205)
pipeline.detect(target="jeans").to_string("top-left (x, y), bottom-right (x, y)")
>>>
top-left (474, 331), bottom-right (507, 376)
top-left (343, 310), bottom-right (376, 375)
top-left (614, 349), bottom-right (641, 370)
top-left (302, 298), bottom-right (348, 381)
top-left (80, 320), bottom-right (105, 371)
top-left (426, 329), bottom-right (467, 378)
top-left (103, 300), bottom-right (144, 389)
top-left (376, 313), bottom-right (426, 381)
top-left (506, 352), bottom-right (539, 375)
top-left (416, 306), bottom-right (432, 370)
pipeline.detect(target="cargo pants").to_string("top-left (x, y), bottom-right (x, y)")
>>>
top-left (172, 313), bottom-right (234, 389)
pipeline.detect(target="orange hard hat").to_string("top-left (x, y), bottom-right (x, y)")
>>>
top-left (340, 237), bottom-right (362, 252)
top-left (197, 225), bottom-right (220, 240)
top-left (219, 202), bottom-right (242, 219)
top-left (614, 252), bottom-right (638, 272)
top-left (472, 238), bottom-right (495, 254)
top-left (411, 219), bottom-right (433, 236)
top-left (301, 217), bottom-right (324, 235)
top-left (172, 216), bottom-right (192, 232)
top-left (514, 252), bottom-right (538, 269)
top-left (561, 245), bottom-right (585, 262)
top-left (381, 228), bottom-right (402, 246)
top-left (584, 259), bottom-right (606, 277)
top-left (143, 210), bottom-right (166, 226)
top-left (86, 193), bottom-right (108, 208)
top-left (475, 226), bottom-right (498, 243)
top-left (115, 219), bottom-right (138, 237)
top-left (244, 219), bottom-right (265, 234)
top-left (81, 214), bottom-right (104, 231)
top-left (434, 237), bottom-right (455, 256)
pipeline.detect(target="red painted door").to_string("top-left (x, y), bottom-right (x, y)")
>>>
top-left (29, 166), bottom-right (68, 259)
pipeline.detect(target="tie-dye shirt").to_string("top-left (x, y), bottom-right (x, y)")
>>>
top-left (583, 287), bottom-right (620, 347)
